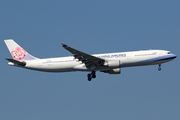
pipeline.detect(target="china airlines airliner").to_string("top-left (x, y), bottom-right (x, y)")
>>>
top-left (4, 39), bottom-right (177, 81)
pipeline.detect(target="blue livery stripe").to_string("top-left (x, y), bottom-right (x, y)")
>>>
top-left (137, 54), bottom-right (177, 64)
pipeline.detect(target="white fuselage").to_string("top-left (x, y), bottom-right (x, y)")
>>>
top-left (10, 50), bottom-right (176, 72)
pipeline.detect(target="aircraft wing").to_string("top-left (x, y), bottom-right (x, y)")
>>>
top-left (61, 42), bottom-right (105, 67)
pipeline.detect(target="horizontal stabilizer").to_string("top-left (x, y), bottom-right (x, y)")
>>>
top-left (6, 58), bottom-right (26, 66)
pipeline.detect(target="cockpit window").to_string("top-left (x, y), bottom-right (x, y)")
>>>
top-left (167, 52), bottom-right (172, 54)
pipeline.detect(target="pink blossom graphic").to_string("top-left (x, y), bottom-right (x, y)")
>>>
top-left (11, 47), bottom-right (26, 60)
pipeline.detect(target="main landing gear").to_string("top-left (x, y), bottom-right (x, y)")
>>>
top-left (158, 64), bottom-right (161, 71)
top-left (87, 70), bottom-right (96, 81)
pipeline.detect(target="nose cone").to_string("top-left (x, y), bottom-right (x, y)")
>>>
top-left (172, 54), bottom-right (177, 59)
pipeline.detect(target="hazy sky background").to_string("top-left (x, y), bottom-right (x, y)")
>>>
top-left (1, 0), bottom-right (180, 120)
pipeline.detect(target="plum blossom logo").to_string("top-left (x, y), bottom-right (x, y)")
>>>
top-left (11, 47), bottom-right (26, 60)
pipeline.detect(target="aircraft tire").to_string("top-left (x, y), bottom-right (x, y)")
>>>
top-left (92, 75), bottom-right (96, 78)
top-left (158, 67), bottom-right (161, 71)
top-left (88, 74), bottom-right (92, 81)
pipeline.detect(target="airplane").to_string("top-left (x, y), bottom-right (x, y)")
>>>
top-left (4, 39), bottom-right (177, 81)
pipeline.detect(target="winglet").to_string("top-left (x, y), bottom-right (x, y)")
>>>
top-left (61, 42), bottom-right (68, 47)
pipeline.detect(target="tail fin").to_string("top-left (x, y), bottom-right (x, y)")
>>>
top-left (4, 39), bottom-right (38, 61)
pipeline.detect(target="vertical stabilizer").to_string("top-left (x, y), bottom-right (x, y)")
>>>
top-left (4, 39), bottom-right (38, 61)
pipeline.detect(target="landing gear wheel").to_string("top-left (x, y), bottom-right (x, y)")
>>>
top-left (88, 78), bottom-right (92, 81)
top-left (87, 74), bottom-right (92, 81)
top-left (87, 71), bottom-right (96, 81)
top-left (92, 75), bottom-right (96, 78)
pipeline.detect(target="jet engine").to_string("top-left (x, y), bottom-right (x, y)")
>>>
top-left (104, 60), bottom-right (121, 68)
top-left (102, 68), bottom-right (121, 74)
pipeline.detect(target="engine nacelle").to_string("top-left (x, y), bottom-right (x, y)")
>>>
top-left (103, 68), bottom-right (121, 74)
top-left (104, 60), bottom-right (120, 68)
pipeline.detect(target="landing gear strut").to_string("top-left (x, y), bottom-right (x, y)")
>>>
top-left (87, 70), bottom-right (96, 81)
top-left (158, 64), bottom-right (161, 71)
top-left (91, 71), bottom-right (96, 78)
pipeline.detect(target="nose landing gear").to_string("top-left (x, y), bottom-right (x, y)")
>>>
top-left (158, 64), bottom-right (161, 71)
top-left (87, 70), bottom-right (96, 81)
